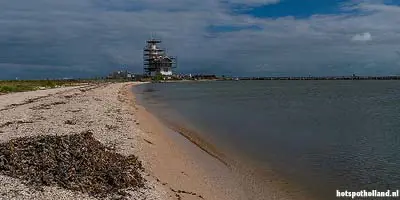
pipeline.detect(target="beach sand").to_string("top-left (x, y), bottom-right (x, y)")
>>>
top-left (0, 82), bottom-right (307, 200)
top-left (130, 83), bottom-right (312, 200)
top-left (0, 82), bottom-right (249, 200)
top-left (127, 84), bottom-right (250, 200)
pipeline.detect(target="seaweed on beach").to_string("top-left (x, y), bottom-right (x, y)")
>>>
top-left (0, 131), bottom-right (144, 198)
top-left (30, 101), bottom-right (67, 110)
top-left (0, 120), bottom-right (34, 128)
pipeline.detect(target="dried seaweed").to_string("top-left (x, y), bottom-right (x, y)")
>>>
top-left (0, 131), bottom-right (144, 198)
top-left (30, 101), bottom-right (66, 110)
top-left (143, 139), bottom-right (153, 145)
top-left (0, 120), bottom-right (34, 128)
top-left (105, 124), bottom-right (118, 130)
top-left (64, 120), bottom-right (76, 125)
top-left (0, 96), bottom-right (51, 111)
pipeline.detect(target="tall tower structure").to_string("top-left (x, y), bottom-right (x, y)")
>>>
top-left (143, 39), bottom-right (176, 76)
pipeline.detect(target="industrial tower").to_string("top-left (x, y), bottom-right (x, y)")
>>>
top-left (143, 39), bottom-right (176, 76)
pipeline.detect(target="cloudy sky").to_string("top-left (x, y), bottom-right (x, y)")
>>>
top-left (1, 0), bottom-right (400, 79)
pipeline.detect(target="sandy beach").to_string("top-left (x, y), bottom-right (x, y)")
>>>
top-left (0, 82), bottom-right (252, 200)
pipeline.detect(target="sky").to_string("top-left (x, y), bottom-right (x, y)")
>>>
top-left (1, 0), bottom-right (400, 79)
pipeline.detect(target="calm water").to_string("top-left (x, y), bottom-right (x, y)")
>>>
top-left (133, 80), bottom-right (400, 199)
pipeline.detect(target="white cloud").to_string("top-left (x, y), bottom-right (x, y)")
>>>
top-left (351, 32), bottom-right (372, 41)
top-left (358, 3), bottom-right (400, 12)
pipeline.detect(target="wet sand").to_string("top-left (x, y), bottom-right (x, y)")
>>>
top-left (131, 82), bottom-right (315, 200)
top-left (127, 83), bottom-right (250, 200)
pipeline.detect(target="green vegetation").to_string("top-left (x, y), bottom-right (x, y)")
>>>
top-left (0, 78), bottom-right (144, 94)
top-left (152, 74), bottom-right (165, 81)
top-left (0, 80), bottom-right (86, 94)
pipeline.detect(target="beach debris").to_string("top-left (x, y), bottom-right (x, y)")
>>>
top-left (0, 122), bottom-right (14, 128)
top-left (149, 178), bottom-right (203, 200)
top-left (30, 101), bottom-right (66, 110)
top-left (116, 116), bottom-right (124, 122)
top-left (63, 94), bottom-right (76, 99)
top-left (64, 120), bottom-right (76, 125)
top-left (0, 120), bottom-right (34, 128)
top-left (105, 124), bottom-right (118, 130)
top-left (67, 109), bottom-right (82, 113)
top-left (152, 174), bottom-right (202, 199)
top-left (0, 131), bottom-right (144, 198)
top-left (0, 95), bottom-right (52, 112)
top-left (33, 115), bottom-right (46, 121)
top-left (170, 188), bottom-right (204, 200)
top-left (180, 171), bottom-right (188, 177)
top-left (143, 139), bottom-right (153, 145)
top-left (79, 85), bottom-right (100, 93)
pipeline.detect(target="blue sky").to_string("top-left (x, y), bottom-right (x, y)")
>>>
top-left (0, 0), bottom-right (400, 79)
top-left (229, 0), bottom-right (353, 18)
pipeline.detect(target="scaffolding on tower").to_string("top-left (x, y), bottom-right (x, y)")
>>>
top-left (143, 39), bottom-right (177, 77)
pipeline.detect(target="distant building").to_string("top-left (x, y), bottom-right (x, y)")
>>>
top-left (143, 39), bottom-right (176, 77)
top-left (107, 70), bottom-right (134, 79)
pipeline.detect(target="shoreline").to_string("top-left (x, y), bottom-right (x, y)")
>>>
top-left (150, 116), bottom-right (231, 167)
top-left (0, 82), bottom-right (312, 200)
top-left (130, 82), bottom-right (316, 200)
top-left (130, 82), bottom-right (231, 168)
top-left (127, 83), bottom-right (250, 200)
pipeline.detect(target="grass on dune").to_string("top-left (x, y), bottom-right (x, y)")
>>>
top-left (0, 79), bottom-right (138, 94)
top-left (0, 80), bottom-right (83, 94)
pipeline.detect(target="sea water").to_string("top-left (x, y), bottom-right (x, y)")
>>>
top-left (133, 80), bottom-right (400, 199)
